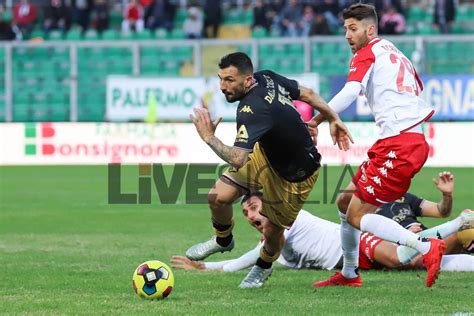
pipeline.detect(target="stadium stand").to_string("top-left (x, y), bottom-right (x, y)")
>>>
top-left (0, 0), bottom-right (472, 122)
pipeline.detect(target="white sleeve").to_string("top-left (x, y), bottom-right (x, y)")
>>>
top-left (222, 243), bottom-right (262, 272)
top-left (203, 242), bottom-right (262, 272)
top-left (440, 254), bottom-right (474, 272)
top-left (203, 260), bottom-right (234, 271)
top-left (328, 81), bottom-right (362, 113)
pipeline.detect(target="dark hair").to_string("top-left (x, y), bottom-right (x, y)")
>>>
top-left (342, 3), bottom-right (378, 25)
top-left (218, 52), bottom-right (254, 75)
top-left (241, 191), bottom-right (263, 204)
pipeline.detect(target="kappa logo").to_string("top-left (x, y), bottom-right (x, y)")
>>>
top-left (349, 67), bottom-right (357, 73)
top-left (24, 123), bottom-right (56, 156)
top-left (239, 105), bottom-right (254, 114)
top-left (235, 125), bottom-right (249, 143)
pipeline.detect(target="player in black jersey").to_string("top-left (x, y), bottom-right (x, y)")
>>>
top-left (185, 52), bottom-right (353, 288)
top-left (358, 171), bottom-right (474, 270)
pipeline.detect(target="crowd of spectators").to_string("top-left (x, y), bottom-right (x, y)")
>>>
top-left (0, 0), bottom-right (465, 40)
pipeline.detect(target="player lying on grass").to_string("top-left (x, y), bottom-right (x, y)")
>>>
top-left (172, 173), bottom-right (474, 275)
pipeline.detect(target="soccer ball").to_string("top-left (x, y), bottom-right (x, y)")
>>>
top-left (132, 260), bottom-right (174, 300)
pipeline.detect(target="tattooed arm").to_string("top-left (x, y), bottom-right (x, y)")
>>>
top-left (190, 107), bottom-right (249, 169)
top-left (206, 136), bottom-right (249, 169)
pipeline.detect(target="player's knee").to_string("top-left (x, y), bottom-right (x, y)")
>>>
top-left (207, 191), bottom-right (231, 210)
top-left (346, 211), bottom-right (362, 229)
top-left (387, 253), bottom-right (402, 268)
top-left (336, 193), bottom-right (351, 212)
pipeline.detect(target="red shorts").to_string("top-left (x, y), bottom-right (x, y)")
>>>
top-left (358, 232), bottom-right (383, 270)
top-left (352, 132), bottom-right (429, 206)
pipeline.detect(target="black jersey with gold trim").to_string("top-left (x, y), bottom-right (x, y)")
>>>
top-left (233, 70), bottom-right (321, 182)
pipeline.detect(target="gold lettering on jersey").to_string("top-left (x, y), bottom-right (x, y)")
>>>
top-left (235, 125), bottom-right (249, 143)
top-left (239, 105), bottom-right (254, 114)
top-left (263, 74), bottom-right (275, 104)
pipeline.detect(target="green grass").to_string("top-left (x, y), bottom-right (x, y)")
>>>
top-left (0, 165), bottom-right (473, 314)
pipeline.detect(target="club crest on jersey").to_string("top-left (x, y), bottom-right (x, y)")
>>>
top-left (235, 125), bottom-right (249, 143)
top-left (239, 105), bottom-right (254, 114)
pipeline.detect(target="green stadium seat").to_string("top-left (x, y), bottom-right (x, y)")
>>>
top-left (84, 29), bottom-right (99, 40)
top-left (101, 30), bottom-right (118, 40)
top-left (119, 31), bottom-right (135, 40)
top-left (408, 6), bottom-right (424, 21)
top-left (66, 29), bottom-right (82, 40)
top-left (457, 5), bottom-right (474, 22)
top-left (30, 30), bottom-right (45, 39)
top-left (243, 10), bottom-right (253, 24)
top-left (172, 46), bottom-right (193, 60)
top-left (3, 10), bottom-right (12, 22)
top-left (48, 30), bottom-right (64, 40)
top-left (252, 27), bottom-right (267, 38)
top-left (155, 28), bottom-right (168, 39)
top-left (175, 9), bottom-right (188, 28)
top-left (418, 24), bottom-right (440, 35)
top-left (287, 44), bottom-right (304, 58)
top-left (224, 10), bottom-right (241, 25)
top-left (136, 31), bottom-right (153, 40)
top-left (170, 29), bottom-right (186, 39)
top-left (109, 11), bottom-right (123, 29)
top-left (49, 106), bottom-right (70, 121)
top-left (13, 108), bottom-right (31, 122)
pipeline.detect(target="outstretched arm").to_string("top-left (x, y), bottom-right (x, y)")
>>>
top-left (420, 171), bottom-right (454, 218)
top-left (308, 81), bottom-right (362, 126)
top-left (171, 243), bottom-right (262, 272)
top-left (298, 86), bottom-right (354, 151)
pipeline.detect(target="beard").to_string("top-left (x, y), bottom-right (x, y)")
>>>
top-left (223, 87), bottom-right (245, 102)
top-left (355, 31), bottom-right (370, 52)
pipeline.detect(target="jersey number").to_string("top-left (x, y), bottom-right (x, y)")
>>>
top-left (389, 53), bottom-right (419, 96)
top-left (277, 85), bottom-right (294, 107)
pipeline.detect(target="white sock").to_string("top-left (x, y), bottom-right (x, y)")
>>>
top-left (397, 218), bottom-right (462, 264)
top-left (441, 255), bottom-right (474, 272)
top-left (360, 213), bottom-right (431, 255)
top-left (339, 211), bottom-right (361, 278)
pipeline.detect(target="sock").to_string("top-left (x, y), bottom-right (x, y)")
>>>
top-left (216, 234), bottom-right (233, 247)
top-left (256, 257), bottom-right (272, 269)
top-left (213, 222), bottom-right (233, 247)
top-left (440, 255), bottom-right (474, 272)
top-left (339, 211), bottom-right (361, 278)
top-left (396, 218), bottom-right (462, 264)
top-left (360, 213), bottom-right (431, 255)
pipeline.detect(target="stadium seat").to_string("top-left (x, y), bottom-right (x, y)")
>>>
top-left (224, 9), bottom-right (241, 25)
top-left (119, 32), bottom-right (135, 41)
top-left (252, 27), bottom-right (267, 38)
top-left (136, 31), bottom-right (153, 40)
top-left (101, 30), bottom-right (118, 40)
top-left (155, 28), bottom-right (168, 39)
top-left (84, 29), bottom-right (99, 40)
top-left (48, 30), bottom-right (64, 40)
top-left (170, 29), bottom-right (186, 39)
top-left (66, 29), bottom-right (82, 40)
top-left (175, 9), bottom-right (187, 28)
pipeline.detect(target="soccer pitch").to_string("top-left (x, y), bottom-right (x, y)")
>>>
top-left (0, 165), bottom-right (473, 314)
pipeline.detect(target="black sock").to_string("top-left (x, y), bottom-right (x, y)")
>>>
top-left (216, 234), bottom-right (233, 247)
top-left (256, 257), bottom-right (272, 269)
top-left (213, 222), bottom-right (232, 231)
top-left (213, 222), bottom-right (233, 247)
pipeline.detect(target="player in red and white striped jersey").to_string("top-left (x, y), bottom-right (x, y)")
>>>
top-left (310, 3), bottom-right (445, 288)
